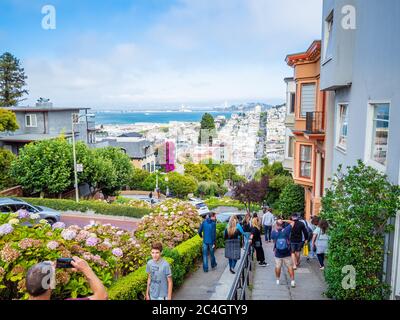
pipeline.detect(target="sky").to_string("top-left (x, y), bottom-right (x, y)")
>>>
top-left (0, 0), bottom-right (323, 109)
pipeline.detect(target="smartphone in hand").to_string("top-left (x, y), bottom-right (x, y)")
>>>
top-left (56, 258), bottom-right (74, 268)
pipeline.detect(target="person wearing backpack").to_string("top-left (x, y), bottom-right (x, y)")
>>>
top-left (271, 219), bottom-right (296, 288)
top-left (312, 220), bottom-right (330, 270)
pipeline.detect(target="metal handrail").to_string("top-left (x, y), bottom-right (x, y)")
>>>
top-left (226, 239), bottom-right (253, 300)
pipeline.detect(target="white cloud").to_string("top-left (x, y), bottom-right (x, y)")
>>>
top-left (22, 0), bottom-right (322, 108)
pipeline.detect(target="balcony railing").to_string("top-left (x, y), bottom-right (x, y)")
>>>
top-left (305, 111), bottom-right (324, 134)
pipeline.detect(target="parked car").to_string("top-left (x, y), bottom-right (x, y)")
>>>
top-left (0, 198), bottom-right (61, 225)
top-left (188, 198), bottom-right (210, 216)
top-left (216, 212), bottom-right (246, 224)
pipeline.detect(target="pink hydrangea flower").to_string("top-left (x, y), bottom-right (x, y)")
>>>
top-left (112, 248), bottom-right (123, 258)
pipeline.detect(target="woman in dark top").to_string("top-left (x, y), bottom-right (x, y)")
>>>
top-left (242, 213), bottom-right (251, 233)
top-left (224, 217), bottom-right (242, 274)
top-left (249, 218), bottom-right (268, 266)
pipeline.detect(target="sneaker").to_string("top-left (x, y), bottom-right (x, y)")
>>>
top-left (260, 261), bottom-right (269, 267)
top-left (291, 280), bottom-right (296, 288)
top-left (229, 268), bottom-right (236, 274)
top-left (320, 266), bottom-right (325, 270)
top-left (212, 263), bottom-right (218, 270)
top-left (276, 279), bottom-right (280, 285)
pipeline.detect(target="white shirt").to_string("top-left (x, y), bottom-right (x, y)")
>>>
top-left (262, 212), bottom-right (275, 226)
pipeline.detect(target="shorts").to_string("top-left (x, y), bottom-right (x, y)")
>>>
top-left (290, 242), bottom-right (303, 253)
top-left (274, 256), bottom-right (293, 269)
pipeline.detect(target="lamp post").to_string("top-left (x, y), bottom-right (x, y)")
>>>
top-left (71, 113), bottom-right (95, 203)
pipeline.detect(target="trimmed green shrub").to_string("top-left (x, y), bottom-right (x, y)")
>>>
top-left (19, 197), bottom-right (151, 218)
top-left (276, 183), bottom-right (305, 218)
top-left (216, 223), bottom-right (227, 248)
top-left (321, 161), bottom-right (400, 300)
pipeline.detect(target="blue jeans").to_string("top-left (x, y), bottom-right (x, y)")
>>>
top-left (264, 225), bottom-right (272, 241)
top-left (202, 243), bottom-right (216, 272)
top-left (228, 259), bottom-right (237, 270)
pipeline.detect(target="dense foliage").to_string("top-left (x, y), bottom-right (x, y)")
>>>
top-left (321, 161), bottom-right (400, 300)
top-left (198, 113), bottom-right (216, 144)
top-left (20, 197), bottom-right (151, 218)
top-left (276, 183), bottom-right (305, 218)
top-left (10, 138), bottom-right (133, 197)
top-left (233, 176), bottom-right (269, 212)
top-left (0, 148), bottom-right (16, 190)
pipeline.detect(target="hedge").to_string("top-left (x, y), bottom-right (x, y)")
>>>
top-left (108, 225), bottom-right (226, 300)
top-left (17, 197), bottom-right (151, 218)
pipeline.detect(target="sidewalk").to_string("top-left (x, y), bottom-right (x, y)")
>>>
top-left (251, 241), bottom-right (329, 300)
top-left (173, 248), bottom-right (229, 300)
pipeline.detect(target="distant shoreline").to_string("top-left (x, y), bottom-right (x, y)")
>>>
top-left (95, 110), bottom-right (233, 126)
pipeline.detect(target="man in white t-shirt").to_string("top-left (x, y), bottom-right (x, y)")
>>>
top-left (261, 208), bottom-right (275, 242)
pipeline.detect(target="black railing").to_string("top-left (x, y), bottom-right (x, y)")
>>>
top-left (227, 239), bottom-right (253, 300)
top-left (305, 111), bottom-right (324, 134)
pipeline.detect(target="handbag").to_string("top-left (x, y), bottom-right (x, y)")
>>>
top-left (254, 240), bottom-right (262, 248)
top-left (303, 244), bottom-right (309, 256)
top-left (225, 239), bottom-right (241, 260)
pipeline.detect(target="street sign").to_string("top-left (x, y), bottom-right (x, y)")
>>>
top-left (72, 113), bottom-right (79, 124)
top-left (76, 164), bottom-right (83, 172)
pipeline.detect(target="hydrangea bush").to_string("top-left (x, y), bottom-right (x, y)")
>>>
top-left (134, 199), bottom-right (202, 248)
top-left (0, 210), bottom-right (148, 300)
top-left (0, 199), bottom-right (203, 300)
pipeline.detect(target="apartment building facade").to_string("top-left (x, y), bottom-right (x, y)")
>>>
top-left (320, 0), bottom-right (400, 299)
top-left (285, 40), bottom-right (326, 220)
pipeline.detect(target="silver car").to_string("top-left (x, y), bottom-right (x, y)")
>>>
top-left (0, 198), bottom-right (61, 225)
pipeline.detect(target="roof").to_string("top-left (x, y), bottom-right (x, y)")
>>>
top-left (4, 106), bottom-right (90, 112)
top-left (118, 132), bottom-right (143, 138)
top-left (98, 139), bottom-right (154, 159)
top-left (0, 133), bottom-right (70, 143)
top-left (285, 40), bottom-right (321, 67)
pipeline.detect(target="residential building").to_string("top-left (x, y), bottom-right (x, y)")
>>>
top-left (320, 0), bottom-right (400, 299)
top-left (97, 134), bottom-right (156, 172)
top-left (0, 104), bottom-right (96, 154)
top-left (285, 40), bottom-right (326, 220)
top-left (283, 77), bottom-right (296, 174)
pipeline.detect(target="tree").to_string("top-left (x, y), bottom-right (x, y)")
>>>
top-left (166, 172), bottom-right (197, 199)
top-left (10, 138), bottom-right (73, 196)
top-left (276, 183), bottom-right (305, 218)
top-left (184, 163), bottom-right (212, 182)
top-left (0, 148), bottom-right (16, 190)
top-left (197, 181), bottom-right (226, 198)
top-left (0, 52), bottom-right (28, 107)
top-left (94, 147), bottom-right (133, 196)
top-left (321, 161), bottom-right (400, 300)
top-left (129, 168), bottom-right (150, 190)
top-left (198, 113), bottom-right (216, 144)
top-left (233, 176), bottom-right (269, 212)
top-left (0, 108), bottom-right (19, 132)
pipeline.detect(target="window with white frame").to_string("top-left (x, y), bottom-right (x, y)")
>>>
top-left (25, 114), bottom-right (37, 127)
top-left (336, 104), bottom-right (348, 150)
top-left (300, 83), bottom-right (316, 117)
top-left (370, 103), bottom-right (390, 167)
top-left (300, 145), bottom-right (312, 178)
top-left (324, 11), bottom-right (334, 61)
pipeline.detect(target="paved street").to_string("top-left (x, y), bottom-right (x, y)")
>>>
top-left (61, 213), bottom-right (140, 233)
